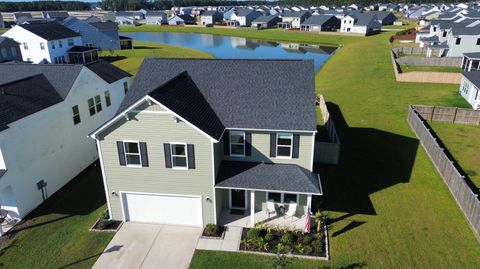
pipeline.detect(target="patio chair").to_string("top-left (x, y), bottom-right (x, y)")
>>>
top-left (284, 202), bottom-right (297, 221)
top-left (266, 200), bottom-right (276, 218)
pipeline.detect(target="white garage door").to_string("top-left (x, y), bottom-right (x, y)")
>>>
top-left (122, 192), bottom-right (203, 227)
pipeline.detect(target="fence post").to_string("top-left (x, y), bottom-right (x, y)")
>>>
top-left (431, 106), bottom-right (435, 121)
top-left (453, 107), bottom-right (458, 124)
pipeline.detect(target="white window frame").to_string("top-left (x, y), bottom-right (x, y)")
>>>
top-left (170, 142), bottom-right (188, 170)
top-left (72, 105), bottom-right (81, 125)
top-left (267, 192), bottom-right (299, 205)
top-left (276, 133), bottom-right (293, 159)
top-left (123, 140), bottom-right (142, 168)
top-left (229, 131), bottom-right (245, 157)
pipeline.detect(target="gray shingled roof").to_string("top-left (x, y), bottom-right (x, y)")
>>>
top-left (463, 70), bottom-right (480, 88)
top-left (86, 60), bottom-right (132, 84)
top-left (0, 169), bottom-right (6, 179)
top-left (301, 15), bottom-right (336, 26)
top-left (252, 15), bottom-right (279, 23)
top-left (354, 13), bottom-right (378, 26)
top-left (118, 59), bottom-right (317, 133)
top-left (216, 161), bottom-right (322, 194)
top-left (282, 10), bottom-right (310, 18)
top-left (19, 22), bottom-right (80, 41)
top-left (202, 10), bottom-right (221, 16)
top-left (236, 9), bottom-right (260, 17)
top-left (464, 52), bottom-right (480, 59)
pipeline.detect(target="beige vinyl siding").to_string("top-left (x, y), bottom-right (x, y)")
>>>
top-left (98, 101), bottom-right (215, 225)
top-left (220, 131), bottom-right (314, 170)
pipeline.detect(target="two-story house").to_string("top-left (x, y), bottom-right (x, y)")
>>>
top-left (340, 13), bottom-right (381, 35)
top-left (145, 11), bottom-right (168, 25)
top-left (63, 17), bottom-right (121, 51)
top-left (459, 69), bottom-right (480, 110)
top-left (0, 37), bottom-right (22, 63)
top-left (1, 22), bottom-right (82, 64)
top-left (278, 11), bottom-right (311, 29)
top-left (89, 59), bottom-right (322, 228)
top-left (0, 61), bottom-right (131, 235)
top-left (200, 10), bottom-right (223, 26)
top-left (229, 9), bottom-right (262, 27)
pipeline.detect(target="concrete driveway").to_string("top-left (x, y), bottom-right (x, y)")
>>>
top-left (92, 222), bottom-right (202, 269)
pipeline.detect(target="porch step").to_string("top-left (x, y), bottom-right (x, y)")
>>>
top-left (196, 226), bottom-right (243, 252)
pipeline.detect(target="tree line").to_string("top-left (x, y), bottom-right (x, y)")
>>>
top-left (0, 1), bottom-right (90, 12)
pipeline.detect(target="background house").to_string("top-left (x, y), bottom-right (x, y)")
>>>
top-left (340, 13), bottom-right (381, 35)
top-left (278, 11), bottom-right (311, 29)
top-left (251, 15), bottom-right (281, 29)
top-left (0, 62), bottom-right (131, 233)
top-left (200, 10), bottom-right (223, 26)
top-left (459, 70), bottom-right (480, 109)
top-left (0, 37), bottom-right (22, 62)
top-left (63, 17), bottom-right (120, 51)
top-left (300, 15), bottom-right (341, 32)
top-left (169, 14), bottom-right (197, 25)
top-left (145, 11), bottom-right (168, 25)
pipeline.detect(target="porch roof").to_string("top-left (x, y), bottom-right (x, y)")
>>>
top-left (215, 161), bottom-right (322, 195)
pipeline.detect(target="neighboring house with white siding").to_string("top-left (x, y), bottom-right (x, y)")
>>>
top-left (145, 11), bottom-right (168, 25)
top-left (340, 13), bottom-right (381, 35)
top-left (0, 61), bottom-right (131, 235)
top-left (89, 59), bottom-right (323, 228)
top-left (459, 70), bottom-right (480, 110)
top-left (1, 22), bottom-right (82, 64)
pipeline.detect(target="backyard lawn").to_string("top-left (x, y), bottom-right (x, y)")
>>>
top-left (0, 162), bottom-right (113, 269)
top-left (114, 27), bottom-right (480, 268)
top-left (429, 121), bottom-right (480, 189)
top-left (400, 64), bottom-right (462, 73)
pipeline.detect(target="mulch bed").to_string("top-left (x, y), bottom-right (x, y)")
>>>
top-left (239, 227), bottom-right (326, 258)
top-left (90, 218), bottom-right (122, 232)
top-left (201, 225), bottom-right (226, 238)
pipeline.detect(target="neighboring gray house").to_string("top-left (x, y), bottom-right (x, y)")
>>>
top-left (459, 69), bottom-right (480, 109)
top-left (115, 11), bottom-right (144, 25)
top-left (278, 11), bottom-right (311, 29)
top-left (89, 58), bottom-right (322, 228)
top-left (340, 13), bottom-right (381, 35)
top-left (300, 15), bottom-right (341, 32)
top-left (229, 9), bottom-right (262, 27)
top-left (145, 11), bottom-right (168, 25)
top-left (0, 13), bottom-right (4, 28)
top-left (200, 11), bottom-right (223, 26)
top-left (369, 11), bottom-right (397, 25)
top-left (223, 8), bottom-right (236, 21)
top-left (63, 17), bottom-right (120, 51)
top-left (251, 15), bottom-right (281, 29)
top-left (168, 14), bottom-right (196, 25)
top-left (13, 13), bottom-right (32, 25)
top-left (42, 11), bottom-right (69, 22)
top-left (462, 52), bottom-right (480, 72)
top-left (0, 37), bottom-right (22, 62)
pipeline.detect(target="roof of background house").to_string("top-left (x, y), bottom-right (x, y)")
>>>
top-left (89, 21), bottom-right (118, 31)
top-left (236, 9), bottom-right (259, 17)
top-left (252, 15), bottom-right (279, 23)
top-left (68, 46), bottom-right (98, 52)
top-left (282, 10), bottom-right (310, 17)
top-left (86, 59), bottom-right (132, 84)
top-left (354, 13), bottom-right (378, 25)
top-left (451, 24), bottom-right (480, 35)
top-left (115, 11), bottom-right (142, 17)
top-left (14, 13), bottom-right (32, 19)
top-left (463, 70), bottom-right (480, 87)
top-left (201, 10), bottom-right (221, 16)
top-left (464, 52), bottom-right (480, 59)
top-left (0, 36), bottom-right (19, 45)
top-left (0, 169), bottom-right (6, 179)
top-left (0, 74), bottom-right (63, 131)
top-left (19, 22), bottom-right (80, 40)
top-left (43, 11), bottom-right (69, 19)
top-left (117, 58), bottom-right (317, 135)
top-left (119, 35), bottom-right (132, 40)
top-left (176, 14), bottom-right (196, 22)
top-left (145, 10), bottom-right (167, 17)
top-left (301, 15), bottom-right (336, 25)
top-left (148, 71), bottom-right (224, 140)
top-left (216, 161), bottom-right (322, 194)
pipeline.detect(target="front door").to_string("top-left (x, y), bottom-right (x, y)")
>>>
top-left (230, 189), bottom-right (246, 209)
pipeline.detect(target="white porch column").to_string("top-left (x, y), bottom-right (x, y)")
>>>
top-left (306, 194), bottom-right (312, 214)
top-left (468, 60), bottom-right (473, 72)
top-left (250, 191), bottom-right (255, 227)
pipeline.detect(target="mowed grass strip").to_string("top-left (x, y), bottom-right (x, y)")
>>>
top-left (429, 121), bottom-right (480, 188)
top-left (100, 40), bottom-right (213, 75)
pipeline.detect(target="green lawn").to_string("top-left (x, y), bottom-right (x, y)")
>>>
top-left (0, 163), bottom-right (113, 269)
top-left (429, 121), bottom-right (480, 188)
top-left (120, 27), bottom-right (480, 268)
top-left (100, 40), bottom-right (213, 75)
top-left (400, 64), bottom-right (462, 73)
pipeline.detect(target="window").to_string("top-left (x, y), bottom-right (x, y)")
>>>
top-left (105, 90), bottom-right (111, 107)
top-left (88, 95), bottom-right (102, 116)
top-left (477, 38), bottom-right (480, 45)
top-left (171, 144), bottom-right (187, 168)
top-left (68, 38), bottom-right (74, 46)
top-left (276, 133), bottom-right (293, 158)
top-left (23, 42), bottom-right (28, 50)
top-left (268, 192), bottom-right (298, 204)
top-left (58, 40), bottom-right (62, 48)
top-left (26, 58), bottom-right (31, 62)
top-left (0, 48), bottom-right (6, 58)
top-left (10, 47), bottom-right (16, 57)
top-left (51, 42), bottom-right (55, 49)
top-left (443, 31), bottom-right (447, 37)
top-left (123, 81), bottom-right (129, 94)
top-left (85, 43), bottom-right (93, 47)
top-left (456, 38), bottom-right (461, 45)
top-left (72, 105), bottom-right (81, 125)
top-left (230, 131), bottom-right (245, 156)
top-left (124, 142), bottom-right (141, 166)
top-left (40, 42), bottom-right (45, 50)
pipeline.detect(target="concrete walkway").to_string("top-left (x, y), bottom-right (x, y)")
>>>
top-left (92, 223), bottom-right (202, 269)
top-left (196, 226), bottom-right (243, 252)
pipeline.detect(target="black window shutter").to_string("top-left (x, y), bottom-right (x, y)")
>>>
top-left (117, 141), bottom-right (126, 166)
top-left (245, 132), bottom-right (252, 156)
top-left (140, 142), bottom-right (149, 167)
top-left (187, 144), bottom-right (196, 169)
top-left (292, 134), bottom-right (300, 159)
top-left (270, 134), bottom-right (276, 157)
top-left (163, 143), bottom-right (172, 168)
top-left (223, 131), bottom-right (230, 155)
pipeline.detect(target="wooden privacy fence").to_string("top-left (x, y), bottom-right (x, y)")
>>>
top-left (315, 95), bottom-right (340, 164)
top-left (407, 105), bottom-right (480, 239)
top-left (412, 105), bottom-right (480, 126)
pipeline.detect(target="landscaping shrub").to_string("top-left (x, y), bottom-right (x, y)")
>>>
top-left (280, 233), bottom-right (293, 245)
top-left (295, 242), bottom-right (305, 254)
top-left (255, 237), bottom-right (269, 251)
top-left (302, 235), bottom-right (311, 245)
top-left (247, 228), bottom-right (260, 241)
top-left (303, 245), bottom-right (313, 255)
top-left (264, 232), bottom-right (274, 242)
top-left (311, 239), bottom-right (324, 254)
top-left (204, 224), bottom-right (220, 236)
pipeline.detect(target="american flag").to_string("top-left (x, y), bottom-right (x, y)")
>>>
top-left (304, 212), bottom-right (311, 233)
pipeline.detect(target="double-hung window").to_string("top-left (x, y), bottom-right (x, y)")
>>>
top-left (40, 42), bottom-right (45, 50)
top-left (123, 81), bottom-right (129, 94)
top-left (72, 105), bottom-right (81, 125)
top-left (0, 48), bottom-right (6, 58)
top-left (23, 42), bottom-right (28, 50)
top-left (456, 38), bottom-right (461, 45)
top-left (58, 40), bottom-right (63, 48)
top-left (124, 141), bottom-right (141, 166)
top-left (88, 95), bottom-right (102, 116)
top-left (276, 133), bottom-right (293, 158)
top-left (11, 47), bottom-right (16, 57)
top-left (171, 143), bottom-right (187, 169)
top-left (229, 131), bottom-right (245, 157)
top-left (51, 42), bottom-right (56, 49)
top-left (477, 38), bottom-right (480, 45)
top-left (267, 192), bottom-right (298, 204)
top-left (104, 90), bottom-right (111, 107)
top-left (68, 38), bottom-right (74, 46)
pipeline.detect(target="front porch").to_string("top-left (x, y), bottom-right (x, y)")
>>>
top-left (218, 208), bottom-right (307, 230)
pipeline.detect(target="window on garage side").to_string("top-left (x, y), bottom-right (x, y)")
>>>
top-left (276, 133), bottom-right (293, 158)
top-left (171, 143), bottom-right (187, 169)
top-left (124, 141), bottom-right (141, 166)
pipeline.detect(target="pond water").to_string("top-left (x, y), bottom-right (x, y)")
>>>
top-left (122, 32), bottom-right (337, 71)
